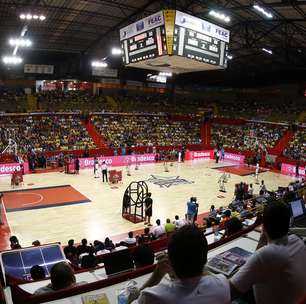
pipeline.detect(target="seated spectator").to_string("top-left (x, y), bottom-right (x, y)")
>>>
top-left (93, 240), bottom-right (105, 253)
top-left (64, 239), bottom-right (77, 258)
top-left (165, 218), bottom-right (176, 233)
top-left (124, 231), bottom-right (137, 246)
top-left (35, 262), bottom-right (80, 294)
top-left (208, 205), bottom-right (217, 219)
top-left (104, 237), bottom-right (115, 251)
top-left (80, 247), bottom-right (97, 269)
top-left (135, 225), bottom-right (230, 303)
top-left (240, 204), bottom-right (250, 219)
top-left (173, 215), bottom-right (186, 228)
top-left (30, 265), bottom-right (46, 280)
top-left (140, 227), bottom-right (155, 242)
top-left (9, 236), bottom-right (21, 249)
top-left (221, 209), bottom-right (231, 224)
top-left (132, 238), bottom-right (155, 268)
top-left (32, 240), bottom-right (41, 246)
top-left (222, 217), bottom-right (243, 238)
top-left (152, 219), bottom-right (166, 239)
top-left (230, 201), bottom-right (306, 304)
top-left (76, 238), bottom-right (90, 255)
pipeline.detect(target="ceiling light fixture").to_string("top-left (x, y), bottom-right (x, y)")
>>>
top-left (91, 61), bottom-right (108, 68)
top-left (253, 4), bottom-right (273, 19)
top-left (209, 10), bottom-right (231, 23)
top-left (2, 56), bottom-right (23, 65)
top-left (262, 48), bottom-right (273, 55)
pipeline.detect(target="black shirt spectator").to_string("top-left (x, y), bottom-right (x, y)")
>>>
top-left (64, 239), bottom-right (77, 258)
top-left (76, 238), bottom-right (90, 255)
top-left (81, 247), bottom-right (97, 269)
top-left (132, 239), bottom-right (155, 268)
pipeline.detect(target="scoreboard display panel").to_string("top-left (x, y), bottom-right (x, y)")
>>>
top-left (120, 10), bottom-right (230, 74)
top-left (173, 11), bottom-right (229, 67)
top-left (120, 11), bottom-right (167, 65)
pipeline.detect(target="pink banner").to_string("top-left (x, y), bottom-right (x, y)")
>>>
top-left (79, 154), bottom-right (157, 169)
top-left (224, 152), bottom-right (245, 163)
top-left (185, 150), bottom-right (214, 160)
top-left (0, 162), bottom-right (29, 175)
top-left (281, 163), bottom-right (305, 177)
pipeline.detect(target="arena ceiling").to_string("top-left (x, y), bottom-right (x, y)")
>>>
top-left (0, 0), bottom-right (306, 83)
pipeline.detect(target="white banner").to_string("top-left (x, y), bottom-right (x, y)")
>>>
top-left (120, 11), bottom-right (164, 41)
top-left (92, 68), bottom-right (118, 77)
top-left (175, 10), bottom-right (230, 43)
top-left (24, 64), bottom-right (54, 74)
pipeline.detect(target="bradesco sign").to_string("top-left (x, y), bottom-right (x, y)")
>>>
top-left (0, 162), bottom-right (29, 175)
top-left (79, 154), bottom-right (157, 169)
top-left (185, 150), bottom-right (213, 160)
top-left (224, 152), bottom-right (245, 163)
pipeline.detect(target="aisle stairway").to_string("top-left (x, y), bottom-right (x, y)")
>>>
top-left (268, 129), bottom-right (294, 156)
top-left (83, 120), bottom-right (108, 149)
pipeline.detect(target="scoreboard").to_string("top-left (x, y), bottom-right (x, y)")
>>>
top-left (120, 11), bottom-right (167, 65)
top-left (120, 10), bottom-right (230, 73)
top-left (173, 11), bottom-right (229, 67)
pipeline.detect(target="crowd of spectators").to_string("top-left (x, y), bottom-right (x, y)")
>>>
top-left (0, 115), bottom-right (95, 153)
top-left (283, 129), bottom-right (306, 162)
top-left (92, 114), bottom-right (201, 148)
top-left (211, 122), bottom-right (288, 151)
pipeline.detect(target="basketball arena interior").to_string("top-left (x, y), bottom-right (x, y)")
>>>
top-left (0, 1), bottom-right (305, 303)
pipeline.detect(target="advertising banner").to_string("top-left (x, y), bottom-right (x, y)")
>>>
top-left (185, 150), bottom-right (213, 160)
top-left (281, 163), bottom-right (305, 177)
top-left (79, 154), bottom-right (157, 169)
top-left (0, 162), bottom-right (29, 175)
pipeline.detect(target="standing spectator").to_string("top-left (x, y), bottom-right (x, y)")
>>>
top-left (230, 201), bottom-right (306, 304)
top-left (101, 161), bottom-right (108, 183)
top-left (93, 157), bottom-right (99, 178)
top-left (75, 157), bottom-right (80, 174)
top-left (144, 192), bottom-right (153, 226)
top-left (152, 219), bottom-right (165, 239)
top-left (186, 197), bottom-right (197, 224)
top-left (260, 180), bottom-right (267, 194)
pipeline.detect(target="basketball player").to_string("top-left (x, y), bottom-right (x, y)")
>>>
top-left (93, 157), bottom-right (99, 178)
top-left (255, 162), bottom-right (260, 182)
top-left (101, 161), bottom-right (108, 183)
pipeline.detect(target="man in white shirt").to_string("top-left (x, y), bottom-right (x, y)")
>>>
top-left (134, 225), bottom-right (230, 304)
top-left (173, 215), bottom-right (186, 228)
top-left (230, 201), bottom-right (306, 304)
top-left (124, 231), bottom-right (137, 245)
top-left (152, 219), bottom-right (165, 239)
top-left (101, 161), bottom-right (108, 182)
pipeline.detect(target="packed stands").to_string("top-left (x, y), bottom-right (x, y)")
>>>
top-left (283, 129), bottom-right (306, 162)
top-left (92, 114), bottom-right (201, 148)
top-left (0, 115), bottom-right (95, 153)
top-left (0, 89), bottom-right (27, 113)
top-left (211, 122), bottom-right (288, 151)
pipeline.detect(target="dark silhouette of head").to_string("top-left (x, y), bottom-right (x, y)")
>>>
top-left (168, 225), bottom-right (208, 279)
top-left (30, 265), bottom-right (46, 280)
top-left (263, 201), bottom-right (290, 240)
top-left (50, 262), bottom-right (75, 290)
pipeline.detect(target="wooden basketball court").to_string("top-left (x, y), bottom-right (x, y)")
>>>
top-left (0, 160), bottom-right (294, 249)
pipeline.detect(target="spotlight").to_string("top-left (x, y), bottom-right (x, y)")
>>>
top-left (8, 38), bottom-right (32, 47)
top-left (26, 14), bottom-right (32, 20)
top-left (111, 47), bottom-right (122, 56)
top-left (19, 13), bottom-right (46, 21)
top-left (39, 15), bottom-right (46, 21)
top-left (209, 10), bottom-right (231, 23)
top-left (2, 56), bottom-right (23, 65)
top-left (91, 61), bottom-right (108, 68)
top-left (262, 48), bottom-right (273, 55)
top-left (20, 14), bottom-right (26, 20)
top-left (226, 54), bottom-right (233, 60)
top-left (253, 4), bottom-right (273, 19)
